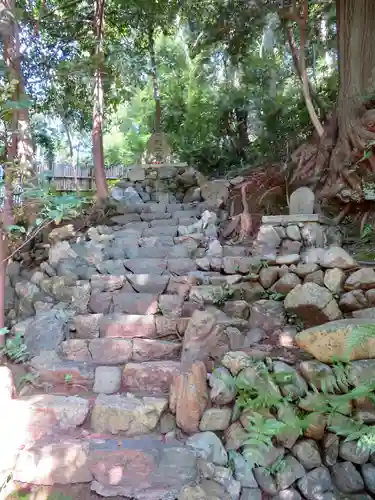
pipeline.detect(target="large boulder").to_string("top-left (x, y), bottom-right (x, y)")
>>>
top-left (284, 283), bottom-right (342, 328)
top-left (345, 268), bottom-right (375, 290)
top-left (200, 180), bottom-right (229, 209)
top-left (23, 308), bottom-right (71, 357)
top-left (295, 319), bottom-right (375, 363)
top-left (319, 246), bottom-right (357, 270)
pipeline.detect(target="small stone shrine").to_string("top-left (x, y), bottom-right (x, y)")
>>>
top-left (253, 187), bottom-right (342, 261)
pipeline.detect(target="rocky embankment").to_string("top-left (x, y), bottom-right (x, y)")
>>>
top-left (1, 168), bottom-right (375, 499)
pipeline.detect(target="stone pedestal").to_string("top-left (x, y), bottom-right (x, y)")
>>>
top-left (110, 163), bottom-right (201, 205)
top-left (253, 214), bottom-right (342, 259)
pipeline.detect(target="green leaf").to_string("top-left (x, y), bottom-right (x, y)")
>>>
top-left (0, 327), bottom-right (9, 335)
top-left (4, 224), bottom-right (26, 233)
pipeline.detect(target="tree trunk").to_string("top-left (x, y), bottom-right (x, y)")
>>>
top-left (148, 26), bottom-right (162, 133)
top-left (0, 0), bottom-right (25, 344)
top-left (285, 24), bottom-right (325, 116)
top-left (61, 114), bottom-right (78, 191)
top-left (322, 0), bottom-right (375, 201)
top-left (235, 107), bottom-right (250, 156)
top-left (92, 0), bottom-right (108, 201)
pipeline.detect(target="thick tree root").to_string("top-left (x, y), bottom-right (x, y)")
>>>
top-left (289, 106), bottom-right (375, 216)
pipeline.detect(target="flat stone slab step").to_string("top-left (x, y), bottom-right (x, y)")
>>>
top-left (11, 434), bottom-right (198, 496)
top-left (29, 351), bottom-right (95, 388)
top-left (123, 361), bottom-right (182, 394)
top-left (122, 245), bottom-right (192, 259)
top-left (59, 337), bottom-right (181, 364)
top-left (9, 392), bottom-right (169, 439)
top-left (28, 358), bottom-right (183, 396)
top-left (122, 258), bottom-right (197, 275)
top-left (98, 313), bottom-right (186, 339)
top-left (28, 351), bottom-right (182, 395)
top-left (88, 273), bottom-right (247, 307)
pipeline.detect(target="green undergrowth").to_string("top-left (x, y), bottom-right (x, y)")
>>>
top-left (219, 323), bottom-right (375, 469)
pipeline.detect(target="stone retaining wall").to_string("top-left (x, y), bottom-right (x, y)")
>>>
top-left (3, 177), bottom-right (375, 499)
top-left (253, 214), bottom-right (343, 259)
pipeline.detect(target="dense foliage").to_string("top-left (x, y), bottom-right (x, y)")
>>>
top-left (5, 0), bottom-right (337, 177)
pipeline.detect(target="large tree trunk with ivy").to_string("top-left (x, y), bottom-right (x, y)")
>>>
top-left (289, 0), bottom-right (375, 216)
top-left (92, 0), bottom-right (108, 201)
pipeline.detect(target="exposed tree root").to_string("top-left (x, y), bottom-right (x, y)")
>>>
top-left (287, 103), bottom-right (375, 223)
top-left (221, 104), bottom-right (375, 245)
top-left (221, 164), bottom-right (286, 244)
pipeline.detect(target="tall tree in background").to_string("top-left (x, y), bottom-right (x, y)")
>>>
top-left (327, 0), bottom-right (375, 198)
top-left (0, 0), bottom-right (33, 342)
top-left (92, 0), bottom-right (108, 200)
top-left (288, 0), bottom-right (375, 212)
top-left (148, 25), bottom-right (162, 134)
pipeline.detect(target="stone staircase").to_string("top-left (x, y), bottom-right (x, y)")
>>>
top-left (28, 200), bottom-right (250, 395)
top-left (1, 195), bottom-right (256, 498)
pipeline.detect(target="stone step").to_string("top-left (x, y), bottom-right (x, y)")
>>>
top-left (11, 433), bottom-right (197, 496)
top-left (96, 313), bottom-right (185, 339)
top-left (88, 273), bottom-right (247, 309)
top-left (114, 201), bottom-right (209, 217)
top-left (122, 257), bottom-right (197, 275)
top-left (29, 351), bottom-right (95, 389)
top-left (122, 360), bottom-right (182, 394)
top-left (28, 351), bottom-right (182, 396)
top-left (59, 337), bottom-right (181, 364)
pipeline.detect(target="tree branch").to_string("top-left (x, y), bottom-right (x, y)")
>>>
top-left (285, 24), bottom-right (325, 116)
top-left (286, 0), bottom-right (325, 138)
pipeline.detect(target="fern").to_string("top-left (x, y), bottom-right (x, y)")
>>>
top-left (265, 455), bottom-right (285, 474)
top-left (237, 391), bottom-right (284, 411)
top-left (242, 414), bottom-right (286, 467)
top-left (329, 417), bottom-right (375, 454)
top-left (345, 324), bottom-right (375, 358)
top-left (272, 370), bottom-right (297, 387)
top-left (331, 360), bottom-right (351, 393)
top-left (0, 333), bottom-right (28, 363)
top-left (235, 362), bottom-right (284, 411)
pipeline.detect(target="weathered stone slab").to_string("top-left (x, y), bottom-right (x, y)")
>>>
top-left (89, 338), bottom-right (133, 364)
top-left (99, 314), bottom-right (156, 339)
top-left (30, 351), bottom-right (95, 387)
top-left (22, 394), bottom-right (90, 430)
top-left (91, 393), bottom-right (167, 435)
top-left (142, 225), bottom-right (178, 237)
top-left (262, 214), bottom-right (334, 225)
top-left (167, 258), bottom-right (196, 275)
top-left (24, 309), bottom-right (69, 357)
top-left (289, 187), bottom-right (315, 215)
top-left (13, 438), bottom-right (92, 485)
top-left (170, 361), bottom-right (208, 434)
top-left (138, 236), bottom-right (174, 247)
top-left (126, 274), bottom-right (169, 294)
top-left (88, 291), bottom-right (113, 314)
top-left (124, 259), bottom-right (167, 275)
top-left (132, 339), bottom-right (181, 361)
top-left (90, 436), bottom-right (197, 498)
top-left (112, 292), bottom-right (159, 315)
top-left (123, 361), bottom-right (181, 393)
top-left (73, 314), bottom-right (102, 339)
top-left (284, 283), bottom-right (342, 328)
top-left (59, 339), bottom-right (91, 362)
